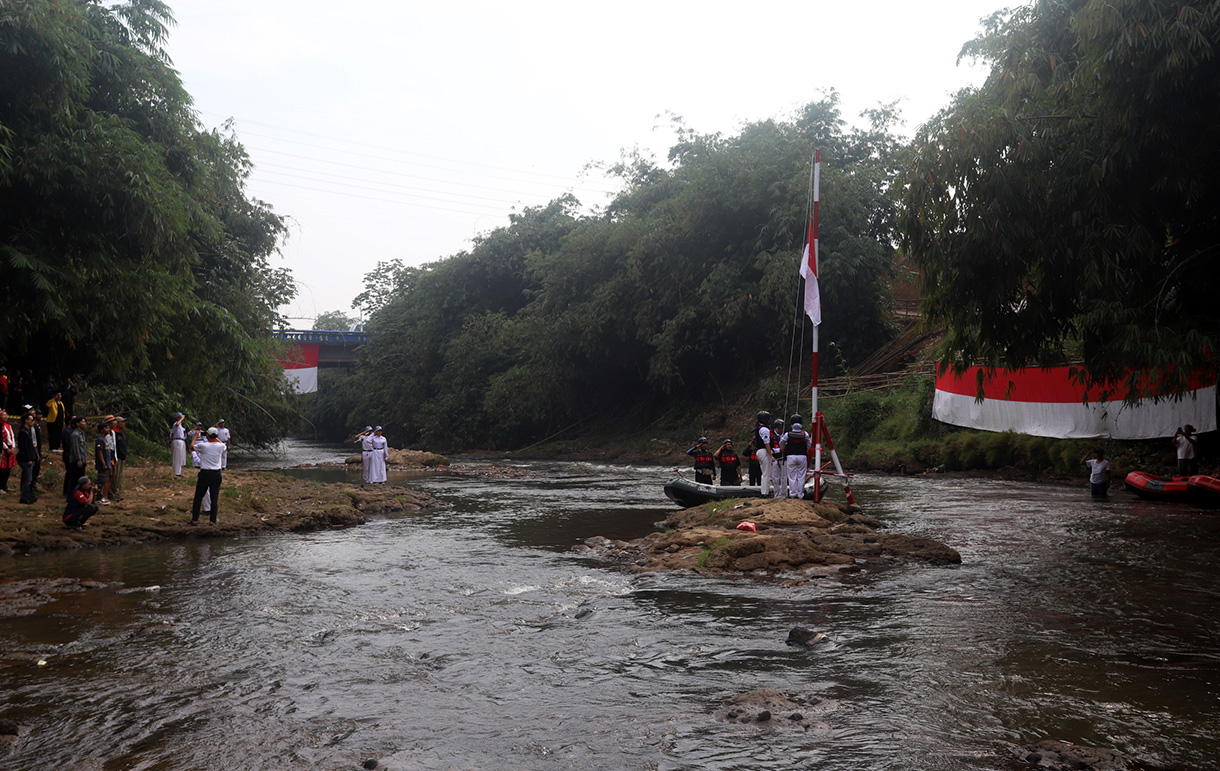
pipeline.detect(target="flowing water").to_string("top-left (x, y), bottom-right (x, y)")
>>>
top-left (2, 442), bottom-right (1219, 770)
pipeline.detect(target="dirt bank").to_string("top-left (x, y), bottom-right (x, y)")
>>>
top-left (0, 463), bottom-right (436, 557)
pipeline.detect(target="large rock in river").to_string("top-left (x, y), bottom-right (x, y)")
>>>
top-left (583, 496), bottom-right (960, 574)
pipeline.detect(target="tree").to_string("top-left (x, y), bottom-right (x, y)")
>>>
top-left (314, 310), bottom-right (357, 331)
top-left (0, 0), bottom-right (299, 444)
top-left (900, 0), bottom-right (1220, 397)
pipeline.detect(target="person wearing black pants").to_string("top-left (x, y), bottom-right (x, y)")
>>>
top-left (191, 427), bottom-right (227, 524)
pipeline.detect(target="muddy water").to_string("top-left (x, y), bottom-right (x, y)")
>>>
top-left (2, 445), bottom-right (1218, 770)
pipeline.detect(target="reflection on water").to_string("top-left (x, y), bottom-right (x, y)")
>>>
top-left (2, 455), bottom-right (1219, 770)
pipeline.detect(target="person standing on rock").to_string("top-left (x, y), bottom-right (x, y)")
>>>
top-left (686, 437), bottom-right (716, 485)
top-left (752, 411), bottom-right (774, 496)
top-left (191, 427), bottom-right (227, 524)
top-left (779, 421), bottom-right (811, 499)
top-left (354, 426), bottom-right (374, 483)
top-left (367, 426), bottom-right (389, 483)
top-left (770, 418), bottom-right (788, 498)
top-left (170, 412), bottom-right (187, 477)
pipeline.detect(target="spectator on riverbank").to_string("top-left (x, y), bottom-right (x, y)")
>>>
top-left (63, 416), bottom-right (88, 500)
top-left (0, 408), bottom-right (15, 494)
top-left (367, 426), bottom-right (388, 483)
top-left (16, 412), bottom-right (39, 504)
top-left (214, 419), bottom-right (231, 468)
top-left (63, 476), bottom-right (99, 531)
top-left (191, 427), bottom-right (227, 524)
top-left (95, 422), bottom-right (114, 505)
top-left (44, 391), bottom-right (64, 451)
top-left (111, 416), bottom-right (128, 502)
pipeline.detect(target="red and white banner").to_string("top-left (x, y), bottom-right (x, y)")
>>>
top-left (278, 342), bottom-right (320, 394)
top-left (933, 365), bottom-right (1216, 439)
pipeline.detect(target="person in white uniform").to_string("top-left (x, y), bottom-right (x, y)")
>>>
top-left (169, 412), bottom-right (187, 477)
top-left (779, 422), bottom-right (810, 499)
top-left (355, 426), bottom-right (373, 483)
top-left (753, 411), bottom-right (774, 496)
top-left (367, 426), bottom-right (389, 483)
top-left (191, 427), bottom-right (227, 524)
top-left (214, 419), bottom-right (231, 469)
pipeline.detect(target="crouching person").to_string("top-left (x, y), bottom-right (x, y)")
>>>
top-left (64, 476), bottom-right (99, 531)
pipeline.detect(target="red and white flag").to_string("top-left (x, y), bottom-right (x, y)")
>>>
top-left (800, 153), bottom-right (821, 325)
top-left (279, 342), bottom-right (320, 394)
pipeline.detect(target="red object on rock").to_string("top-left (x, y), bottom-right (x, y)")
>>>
top-left (736, 521), bottom-right (757, 532)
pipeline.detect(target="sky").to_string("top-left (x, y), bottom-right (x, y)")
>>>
top-left (164, 0), bottom-right (1002, 327)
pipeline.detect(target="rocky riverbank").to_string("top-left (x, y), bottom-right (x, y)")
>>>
top-left (0, 464), bottom-right (436, 557)
top-left (581, 495), bottom-right (961, 575)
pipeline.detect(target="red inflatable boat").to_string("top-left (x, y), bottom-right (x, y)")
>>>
top-left (1186, 475), bottom-right (1220, 507)
top-left (1123, 471), bottom-right (1193, 502)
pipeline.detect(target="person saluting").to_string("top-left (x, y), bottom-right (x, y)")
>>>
top-left (190, 427), bottom-right (228, 525)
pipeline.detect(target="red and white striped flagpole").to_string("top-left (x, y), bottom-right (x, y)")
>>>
top-left (810, 151), bottom-right (822, 501)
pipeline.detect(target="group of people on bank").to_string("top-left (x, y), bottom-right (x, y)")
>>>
top-left (0, 405), bottom-right (130, 530)
top-left (686, 410), bottom-right (816, 499)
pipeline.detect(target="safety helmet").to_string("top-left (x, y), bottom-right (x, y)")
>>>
top-left (788, 414), bottom-right (802, 427)
top-left (756, 410), bottom-right (772, 424)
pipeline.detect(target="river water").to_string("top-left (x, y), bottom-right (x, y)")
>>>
top-left (2, 442), bottom-right (1218, 770)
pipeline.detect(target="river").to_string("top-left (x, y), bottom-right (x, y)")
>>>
top-left (2, 442), bottom-right (1218, 770)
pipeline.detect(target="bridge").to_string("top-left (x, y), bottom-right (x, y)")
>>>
top-left (273, 329), bottom-right (369, 367)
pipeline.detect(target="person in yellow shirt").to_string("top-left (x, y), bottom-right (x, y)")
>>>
top-left (44, 391), bottom-right (64, 452)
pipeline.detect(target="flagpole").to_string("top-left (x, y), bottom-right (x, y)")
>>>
top-left (810, 151), bottom-right (822, 501)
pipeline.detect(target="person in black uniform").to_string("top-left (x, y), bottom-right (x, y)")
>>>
top-left (686, 437), bottom-right (715, 485)
top-left (714, 439), bottom-right (742, 486)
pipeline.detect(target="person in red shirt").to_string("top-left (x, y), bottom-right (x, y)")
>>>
top-left (63, 476), bottom-right (99, 531)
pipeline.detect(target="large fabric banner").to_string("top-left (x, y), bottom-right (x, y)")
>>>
top-left (933, 365), bottom-right (1216, 439)
top-left (279, 342), bottom-right (320, 394)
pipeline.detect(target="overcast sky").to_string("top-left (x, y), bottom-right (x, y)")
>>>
top-left (165, 0), bottom-right (1001, 327)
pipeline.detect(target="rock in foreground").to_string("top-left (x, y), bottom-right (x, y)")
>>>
top-left (583, 496), bottom-right (959, 574)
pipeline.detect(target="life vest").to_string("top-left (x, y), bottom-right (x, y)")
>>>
top-left (783, 431), bottom-right (809, 458)
top-left (753, 424), bottom-right (767, 451)
top-left (718, 450), bottom-right (739, 466)
top-left (691, 449), bottom-right (714, 470)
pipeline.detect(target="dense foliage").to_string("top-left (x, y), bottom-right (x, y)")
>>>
top-left (328, 96), bottom-right (905, 450)
top-left (0, 0), bottom-right (298, 443)
top-left (900, 0), bottom-right (1220, 398)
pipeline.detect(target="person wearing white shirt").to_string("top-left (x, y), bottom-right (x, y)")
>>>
top-left (214, 419), bottom-right (231, 469)
top-left (1082, 448), bottom-right (1111, 497)
top-left (191, 428), bottom-right (227, 524)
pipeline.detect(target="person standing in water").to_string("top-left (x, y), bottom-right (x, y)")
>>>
top-left (1082, 448), bottom-right (1111, 497)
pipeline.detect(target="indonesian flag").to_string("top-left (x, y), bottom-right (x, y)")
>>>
top-left (933, 365), bottom-right (1217, 439)
top-left (279, 342), bottom-right (320, 394)
top-left (800, 152), bottom-right (821, 325)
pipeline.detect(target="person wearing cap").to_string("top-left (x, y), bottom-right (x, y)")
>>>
top-left (713, 439), bottom-right (742, 486)
top-left (191, 427), bottom-right (228, 524)
top-left (63, 476), bottom-right (99, 531)
top-left (354, 426), bottom-right (374, 483)
top-left (111, 416), bottom-right (128, 502)
top-left (367, 426), bottom-right (389, 483)
top-left (213, 419), bottom-right (231, 468)
top-left (63, 415), bottom-right (89, 500)
top-left (0, 408), bottom-right (16, 494)
top-left (686, 437), bottom-right (715, 485)
top-left (169, 412), bottom-right (187, 476)
top-left (779, 421), bottom-right (811, 499)
top-left (187, 421), bottom-right (204, 465)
